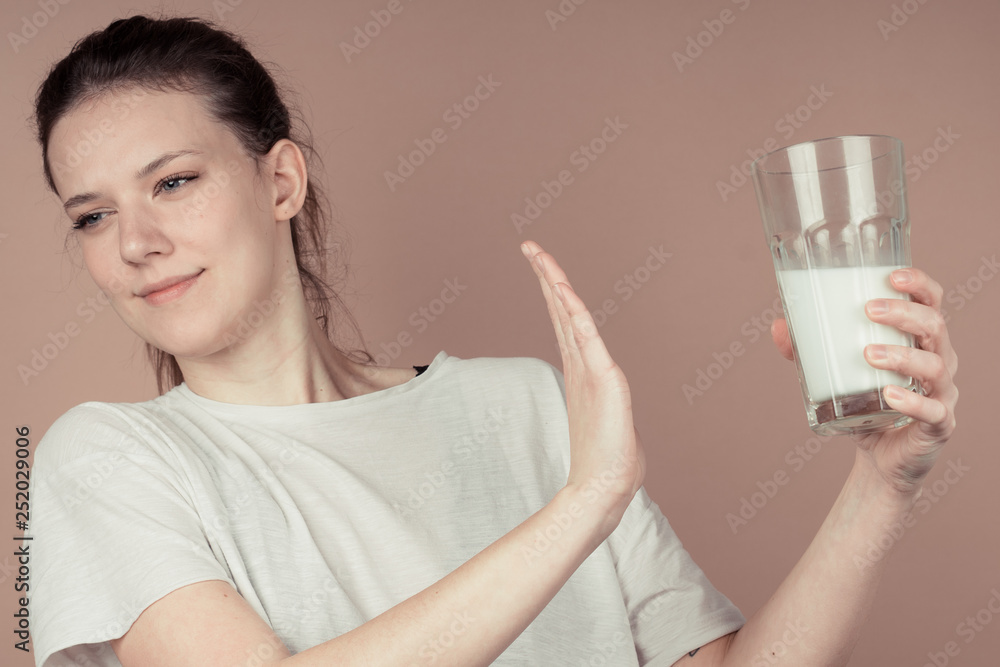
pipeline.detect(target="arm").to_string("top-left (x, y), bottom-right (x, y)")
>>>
top-left (113, 240), bottom-right (646, 665)
top-left (676, 266), bottom-right (959, 666)
top-left (669, 458), bottom-right (921, 667)
top-left (714, 454), bottom-right (920, 666)
top-left (112, 484), bottom-right (613, 666)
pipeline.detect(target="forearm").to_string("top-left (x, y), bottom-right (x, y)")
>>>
top-left (721, 450), bottom-right (919, 667)
top-left (281, 485), bottom-right (611, 666)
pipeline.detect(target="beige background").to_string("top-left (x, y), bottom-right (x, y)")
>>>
top-left (3, 0), bottom-right (998, 664)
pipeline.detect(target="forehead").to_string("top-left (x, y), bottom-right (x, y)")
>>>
top-left (48, 87), bottom-right (235, 194)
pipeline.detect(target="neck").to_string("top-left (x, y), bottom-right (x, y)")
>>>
top-left (175, 287), bottom-right (385, 406)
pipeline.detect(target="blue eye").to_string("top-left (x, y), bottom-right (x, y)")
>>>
top-left (71, 172), bottom-right (199, 230)
top-left (72, 211), bottom-right (109, 229)
top-left (155, 173), bottom-right (197, 194)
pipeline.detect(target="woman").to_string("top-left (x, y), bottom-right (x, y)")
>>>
top-left (26, 13), bottom-right (958, 667)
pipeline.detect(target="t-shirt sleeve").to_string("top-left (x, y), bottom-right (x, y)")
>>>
top-left (608, 486), bottom-right (747, 666)
top-left (26, 404), bottom-right (235, 667)
top-left (529, 356), bottom-right (746, 664)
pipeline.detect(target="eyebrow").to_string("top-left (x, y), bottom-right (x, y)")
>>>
top-left (61, 149), bottom-right (205, 212)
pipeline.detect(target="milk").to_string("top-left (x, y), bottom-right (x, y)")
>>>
top-left (776, 266), bottom-right (914, 404)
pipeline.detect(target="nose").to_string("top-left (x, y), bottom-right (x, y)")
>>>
top-left (117, 204), bottom-right (172, 265)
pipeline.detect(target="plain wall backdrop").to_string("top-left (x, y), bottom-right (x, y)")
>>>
top-left (3, 0), bottom-right (998, 664)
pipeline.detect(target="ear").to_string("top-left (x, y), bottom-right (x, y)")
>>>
top-left (265, 139), bottom-right (308, 223)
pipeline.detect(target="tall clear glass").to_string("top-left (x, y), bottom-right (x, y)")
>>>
top-left (750, 135), bottom-right (922, 437)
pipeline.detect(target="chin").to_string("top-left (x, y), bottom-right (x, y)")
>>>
top-left (130, 319), bottom-right (239, 362)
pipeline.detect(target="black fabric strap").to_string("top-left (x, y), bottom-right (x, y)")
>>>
top-left (413, 364), bottom-right (429, 377)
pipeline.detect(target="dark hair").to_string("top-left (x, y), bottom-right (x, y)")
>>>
top-left (32, 13), bottom-right (375, 393)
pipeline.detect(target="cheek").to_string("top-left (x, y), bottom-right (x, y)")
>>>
top-left (221, 191), bottom-right (277, 259)
top-left (81, 239), bottom-right (129, 300)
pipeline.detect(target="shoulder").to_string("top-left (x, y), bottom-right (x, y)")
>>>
top-left (33, 395), bottom-right (176, 473)
top-left (437, 353), bottom-right (566, 402)
top-left (445, 353), bottom-right (564, 386)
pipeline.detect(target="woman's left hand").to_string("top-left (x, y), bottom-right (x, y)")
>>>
top-left (770, 267), bottom-right (959, 498)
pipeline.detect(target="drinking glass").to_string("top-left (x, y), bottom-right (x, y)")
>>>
top-left (750, 134), bottom-right (922, 436)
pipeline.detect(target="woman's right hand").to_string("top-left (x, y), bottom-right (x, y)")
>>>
top-left (520, 240), bottom-right (646, 538)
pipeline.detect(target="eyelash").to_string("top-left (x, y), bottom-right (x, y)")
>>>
top-left (72, 172), bottom-right (199, 230)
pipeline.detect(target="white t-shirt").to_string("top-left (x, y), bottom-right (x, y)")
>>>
top-left (27, 351), bottom-right (745, 666)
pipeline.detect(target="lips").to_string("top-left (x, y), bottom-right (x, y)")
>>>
top-left (136, 270), bottom-right (204, 304)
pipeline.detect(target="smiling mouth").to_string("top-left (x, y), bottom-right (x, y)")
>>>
top-left (139, 270), bottom-right (204, 305)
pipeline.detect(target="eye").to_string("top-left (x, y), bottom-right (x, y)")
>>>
top-left (72, 211), bottom-right (108, 230)
top-left (154, 172), bottom-right (198, 195)
top-left (71, 172), bottom-right (200, 231)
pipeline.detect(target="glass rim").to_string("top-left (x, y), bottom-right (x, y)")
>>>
top-left (750, 134), bottom-right (902, 176)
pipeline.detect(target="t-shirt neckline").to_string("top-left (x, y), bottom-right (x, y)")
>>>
top-left (167, 350), bottom-right (451, 418)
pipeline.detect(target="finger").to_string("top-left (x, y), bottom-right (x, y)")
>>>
top-left (864, 344), bottom-right (958, 408)
top-left (551, 279), bottom-right (617, 375)
top-left (878, 383), bottom-right (956, 442)
top-left (864, 298), bottom-right (958, 379)
top-left (770, 318), bottom-right (794, 361)
top-left (888, 267), bottom-right (944, 311)
top-left (532, 247), bottom-right (587, 368)
top-left (521, 240), bottom-right (576, 364)
top-left (521, 241), bottom-right (615, 375)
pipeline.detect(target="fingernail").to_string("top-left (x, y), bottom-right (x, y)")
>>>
top-left (894, 269), bottom-right (913, 285)
top-left (867, 299), bottom-right (889, 315)
top-left (534, 255), bottom-right (545, 273)
top-left (520, 242), bottom-right (531, 259)
top-left (885, 385), bottom-right (905, 400)
top-left (867, 344), bottom-right (887, 361)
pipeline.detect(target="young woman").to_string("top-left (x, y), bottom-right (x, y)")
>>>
top-left (26, 14), bottom-right (959, 667)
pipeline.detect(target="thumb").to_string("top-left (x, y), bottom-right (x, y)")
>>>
top-left (771, 318), bottom-right (795, 361)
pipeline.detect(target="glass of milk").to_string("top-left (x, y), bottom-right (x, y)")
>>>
top-left (750, 135), bottom-right (922, 436)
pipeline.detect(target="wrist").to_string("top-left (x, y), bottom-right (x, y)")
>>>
top-left (845, 451), bottom-right (921, 519)
top-left (554, 483), bottom-right (627, 546)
